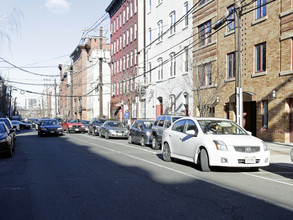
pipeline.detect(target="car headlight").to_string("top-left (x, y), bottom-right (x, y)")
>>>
top-left (145, 131), bottom-right (151, 136)
top-left (81, 125), bottom-right (85, 128)
top-left (213, 140), bottom-right (228, 151)
top-left (108, 129), bottom-right (115, 134)
top-left (41, 127), bottom-right (47, 131)
top-left (262, 141), bottom-right (268, 151)
top-left (0, 138), bottom-right (7, 143)
top-left (124, 130), bottom-right (129, 134)
top-left (57, 127), bottom-right (63, 131)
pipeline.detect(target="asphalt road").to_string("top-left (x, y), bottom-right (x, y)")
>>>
top-left (0, 130), bottom-right (292, 220)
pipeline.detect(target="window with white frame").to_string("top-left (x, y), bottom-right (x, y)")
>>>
top-left (127, 4), bottom-right (129, 21)
top-left (123, 9), bottom-right (125, 24)
top-left (114, 41), bottom-right (116, 54)
top-left (148, 28), bottom-right (152, 44)
top-left (134, 0), bottom-right (137, 13)
top-left (148, 62), bottom-right (152, 83)
top-left (116, 39), bottom-right (119, 52)
top-left (227, 5), bottom-right (235, 32)
top-left (116, 16), bottom-right (119, 30)
top-left (123, 55), bottom-right (126, 70)
top-left (184, 47), bottom-right (189, 72)
top-left (170, 11), bottom-right (176, 35)
top-left (130, 51), bottom-right (133, 67)
top-left (127, 29), bottom-right (129, 45)
top-left (158, 20), bottom-right (163, 42)
top-left (184, 2), bottom-right (189, 27)
top-left (123, 32), bottom-right (126, 47)
top-left (198, 20), bottom-right (211, 47)
top-left (198, 63), bottom-right (212, 86)
top-left (227, 52), bottom-right (236, 78)
top-left (256, 0), bottom-right (267, 20)
top-left (130, 0), bottom-right (133, 17)
top-left (111, 22), bottom-right (113, 33)
top-left (134, 48), bottom-right (137, 65)
top-left (170, 52), bottom-right (176, 77)
top-left (120, 35), bottom-right (122, 50)
top-left (130, 26), bottom-right (133, 42)
top-left (255, 42), bottom-right (266, 73)
top-left (158, 58), bottom-right (163, 80)
top-left (134, 23), bottom-right (137, 40)
top-left (127, 53), bottom-right (129, 69)
top-left (120, 13), bottom-right (122, 27)
top-left (113, 20), bottom-right (116, 33)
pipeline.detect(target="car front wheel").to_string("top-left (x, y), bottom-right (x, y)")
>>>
top-left (140, 136), bottom-right (145, 147)
top-left (200, 148), bottom-right (210, 172)
top-left (162, 143), bottom-right (172, 162)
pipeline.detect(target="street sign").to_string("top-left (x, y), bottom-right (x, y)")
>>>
top-left (124, 111), bottom-right (129, 118)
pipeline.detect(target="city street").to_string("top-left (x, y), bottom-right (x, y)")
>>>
top-left (0, 130), bottom-right (292, 220)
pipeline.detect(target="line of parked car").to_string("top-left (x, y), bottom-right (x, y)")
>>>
top-left (51, 114), bottom-right (272, 172)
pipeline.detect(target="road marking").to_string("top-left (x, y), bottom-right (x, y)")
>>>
top-left (69, 134), bottom-right (293, 187)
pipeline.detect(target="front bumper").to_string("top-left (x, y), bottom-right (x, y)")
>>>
top-left (108, 131), bottom-right (129, 138)
top-left (40, 129), bottom-right (63, 135)
top-left (68, 127), bottom-right (85, 132)
top-left (209, 150), bottom-right (270, 168)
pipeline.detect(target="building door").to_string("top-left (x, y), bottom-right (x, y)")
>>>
top-left (289, 98), bottom-right (293, 143)
top-left (243, 101), bottom-right (256, 136)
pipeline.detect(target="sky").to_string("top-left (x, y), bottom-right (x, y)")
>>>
top-left (0, 0), bottom-right (112, 107)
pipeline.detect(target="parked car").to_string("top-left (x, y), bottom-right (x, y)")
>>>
top-left (30, 118), bottom-right (40, 129)
top-left (38, 119), bottom-right (63, 137)
top-left (99, 120), bottom-right (129, 139)
top-left (129, 120), bottom-right (154, 146)
top-left (0, 118), bottom-right (16, 144)
top-left (11, 120), bottom-right (21, 132)
top-left (162, 117), bottom-right (270, 172)
top-left (88, 118), bottom-right (107, 136)
top-left (151, 115), bottom-right (183, 150)
top-left (19, 121), bottom-right (31, 130)
top-left (62, 118), bottom-right (85, 133)
top-left (81, 120), bottom-right (90, 133)
top-left (0, 122), bottom-right (15, 157)
top-left (290, 148), bottom-right (293, 163)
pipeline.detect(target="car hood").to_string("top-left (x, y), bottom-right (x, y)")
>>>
top-left (0, 133), bottom-right (8, 139)
top-left (67, 123), bottom-right (83, 126)
top-left (108, 127), bottom-right (128, 131)
top-left (206, 134), bottom-right (263, 146)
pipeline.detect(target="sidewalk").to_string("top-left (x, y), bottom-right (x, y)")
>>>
top-left (265, 142), bottom-right (293, 166)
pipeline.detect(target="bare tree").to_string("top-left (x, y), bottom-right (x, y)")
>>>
top-left (0, 8), bottom-right (23, 48)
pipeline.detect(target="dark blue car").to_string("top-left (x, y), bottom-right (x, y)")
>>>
top-left (0, 122), bottom-right (14, 157)
top-left (129, 120), bottom-right (154, 146)
top-left (38, 119), bottom-right (63, 137)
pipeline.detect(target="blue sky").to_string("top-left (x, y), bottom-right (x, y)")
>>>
top-left (0, 0), bottom-right (112, 107)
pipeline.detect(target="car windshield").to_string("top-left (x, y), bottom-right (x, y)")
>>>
top-left (11, 121), bottom-right (20, 125)
top-left (144, 121), bottom-right (154, 129)
top-left (172, 117), bottom-right (182, 122)
top-left (41, 120), bottom-right (58, 126)
top-left (68, 119), bottom-right (80, 123)
top-left (81, 120), bottom-right (89, 125)
top-left (107, 122), bottom-right (124, 128)
top-left (198, 120), bottom-right (247, 135)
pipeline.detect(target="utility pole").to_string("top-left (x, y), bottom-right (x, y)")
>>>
top-left (54, 78), bottom-right (57, 118)
top-left (99, 26), bottom-right (103, 118)
top-left (70, 66), bottom-right (73, 117)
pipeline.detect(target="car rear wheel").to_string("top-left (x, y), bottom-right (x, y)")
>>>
top-left (200, 149), bottom-right (210, 172)
top-left (152, 136), bottom-right (160, 150)
top-left (162, 143), bottom-right (172, 162)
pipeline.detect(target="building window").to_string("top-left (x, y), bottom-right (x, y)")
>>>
top-left (198, 63), bottom-right (212, 86)
top-left (158, 20), bottom-right (163, 42)
top-left (134, 0), bottom-right (137, 13)
top-left (184, 47), bottom-right (188, 72)
top-left (134, 23), bottom-right (137, 40)
top-left (255, 42), bottom-right (266, 73)
top-left (256, 0), bottom-right (267, 19)
top-left (123, 55), bottom-right (126, 70)
top-left (184, 2), bottom-right (189, 27)
top-left (120, 35), bottom-right (122, 50)
top-left (170, 11), bottom-right (176, 35)
top-left (227, 5), bottom-right (235, 32)
top-left (149, 0), bottom-right (152, 13)
top-left (127, 53), bottom-right (129, 69)
top-left (130, 0), bottom-right (133, 17)
top-left (130, 26), bottom-right (133, 43)
top-left (126, 29), bottom-right (129, 45)
top-left (158, 58), bottom-right (163, 80)
top-left (134, 48), bottom-right (137, 65)
top-left (198, 21), bottom-right (211, 47)
top-left (148, 28), bottom-right (152, 44)
top-left (123, 9), bottom-right (125, 24)
top-left (227, 52), bottom-right (236, 78)
top-left (130, 51), bottom-right (133, 67)
top-left (127, 4), bottom-right (129, 21)
top-left (170, 52), bottom-right (176, 77)
top-left (123, 32), bottom-right (126, 48)
top-left (120, 13), bottom-right (122, 27)
top-left (262, 100), bottom-right (268, 129)
top-left (148, 62), bottom-right (152, 83)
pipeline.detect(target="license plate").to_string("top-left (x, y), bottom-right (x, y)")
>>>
top-left (75, 128), bottom-right (80, 131)
top-left (50, 131), bottom-right (55, 133)
top-left (245, 156), bottom-right (256, 164)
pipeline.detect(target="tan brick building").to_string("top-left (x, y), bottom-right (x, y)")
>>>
top-left (193, 0), bottom-right (293, 143)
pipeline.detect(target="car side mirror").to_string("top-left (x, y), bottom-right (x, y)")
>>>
top-left (186, 129), bottom-right (198, 137)
top-left (246, 131), bottom-right (252, 136)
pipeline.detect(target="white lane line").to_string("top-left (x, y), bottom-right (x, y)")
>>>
top-left (243, 172), bottom-right (293, 187)
top-left (69, 135), bottom-right (293, 187)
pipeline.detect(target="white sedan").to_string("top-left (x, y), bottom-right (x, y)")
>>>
top-left (162, 117), bottom-right (270, 172)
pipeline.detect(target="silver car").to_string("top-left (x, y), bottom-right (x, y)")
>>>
top-left (99, 121), bottom-right (129, 139)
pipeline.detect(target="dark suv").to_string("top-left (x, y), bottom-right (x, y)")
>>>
top-left (151, 115), bottom-right (183, 150)
top-left (0, 118), bottom-right (16, 146)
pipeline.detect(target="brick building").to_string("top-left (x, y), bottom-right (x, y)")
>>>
top-left (193, 0), bottom-right (293, 143)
